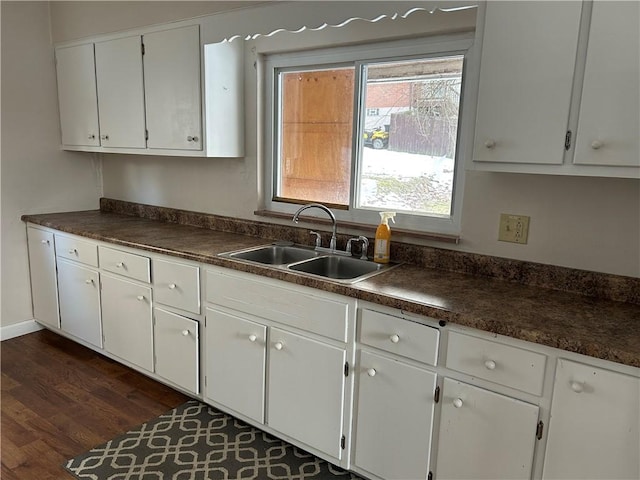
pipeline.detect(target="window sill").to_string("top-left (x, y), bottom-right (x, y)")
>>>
top-left (254, 210), bottom-right (460, 245)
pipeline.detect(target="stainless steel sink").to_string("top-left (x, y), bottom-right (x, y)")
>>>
top-left (219, 243), bottom-right (398, 284)
top-left (288, 255), bottom-right (385, 280)
top-left (225, 244), bottom-right (319, 265)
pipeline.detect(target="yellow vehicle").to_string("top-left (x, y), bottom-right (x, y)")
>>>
top-left (363, 126), bottom-right (389, 149)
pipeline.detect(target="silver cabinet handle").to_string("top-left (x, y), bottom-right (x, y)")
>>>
top-left (187, 136), bottom-right (199, 142)
top-left (88, 134), bottom-right (96, 140)
top-left (100, 134), bottom-right (109, 140)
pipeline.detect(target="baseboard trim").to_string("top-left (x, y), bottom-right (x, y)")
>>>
top-left (1, 319), bottom-right (44, 341)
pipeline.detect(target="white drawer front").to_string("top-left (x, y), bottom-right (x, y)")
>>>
top-left (446, 331), bottom-right (547, 395)
top-left (99, 246), bottom-right (150, 283)
top-left (55, 234), bottom-right (98, 267)
top-left (153, 258), bottom-right (200, 314)
top-left (360, 309), bottom-right (439, 366)
top-left (206, 269), bottom-right (349, 343)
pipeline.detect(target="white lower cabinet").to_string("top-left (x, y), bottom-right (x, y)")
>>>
top-left (354, 350), bottom-right (437, 480)
top-left (101, 273), bottom-right (153, 372)
top-left (435, 378), bottom-right (540, 480)
top-left (56, 258), bottom-right (102, 348)
top-left (23, 225), bottom-right (640, 480)
top-left (542, 359), bottom-right (640, 480)
top-left (268, 327), bottom-right (347, 460)
top-left (205, 307), bottom-right (266, 423)
top-left (26, 227), bottom-right (59, 329)
top-left (154, 308), bottom-right (200, 394)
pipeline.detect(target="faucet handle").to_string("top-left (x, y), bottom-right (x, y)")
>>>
top-left (309, 231), bottom-right (322, 248)
top-left (346, 237), bottom-right (359, 255)
top-left (358, 236), bottom-right (370, 260)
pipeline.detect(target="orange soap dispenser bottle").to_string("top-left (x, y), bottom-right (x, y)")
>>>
top-left (373, 212), bottom-right (396, 264)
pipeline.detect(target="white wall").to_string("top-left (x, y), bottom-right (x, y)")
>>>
top-left (94, 3), bottom-right (640, 278)
top-left (1, 1), bottom-right (102, 329)
top-left (33, 1), bottom-right (640, 281)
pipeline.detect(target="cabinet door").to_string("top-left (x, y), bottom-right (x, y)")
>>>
top-left (154, 308), bottom-right (199, 394)
top-left (57, 259), bottom-right (102, 347)
top-left (473, 2), bottom-right (582, 165)
top-left (55, 43), bottom-right (100, 147)
top-left (542, 359), bottom-right (640, 480)
top-left (435, 378), bottom-right (539, 480)
top-left (101, 274), bottom-right (153, 372)
top-left (27, 228), bottom-right (59, 329)
top-left (573, 2), bottom-right (640, 168)
top-left (205, 307), bottom-right (266, 423)
top-left (143, 25), bottom-right (202, 151)
top-left (354, 351), bottom-right (437, 480)
top-left (268, 327), bottom-right (346, 459)
top-left (94, 35), bottom-right (146, 149)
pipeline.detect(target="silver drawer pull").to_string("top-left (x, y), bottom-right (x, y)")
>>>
top-left (389, 334), bottom-right (400, 344)
top-left (168, 283), bottom-right (177, 289)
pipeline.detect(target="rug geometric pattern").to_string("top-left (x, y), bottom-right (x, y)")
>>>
top-left (65, 400), bottom-right (362, 480)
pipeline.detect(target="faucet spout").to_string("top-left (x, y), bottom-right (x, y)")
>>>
top-left (292, 203), bottom-right (338, 251)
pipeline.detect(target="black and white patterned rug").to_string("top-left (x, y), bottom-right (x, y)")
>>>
top-left (65, 400), bottom-right (361, 480)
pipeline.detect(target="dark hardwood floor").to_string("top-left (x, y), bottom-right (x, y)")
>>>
top-left (1, 329), bottom-right (189, 479)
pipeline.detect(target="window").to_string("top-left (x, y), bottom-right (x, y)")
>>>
top-left (264, 36), bottom-right (473, 235)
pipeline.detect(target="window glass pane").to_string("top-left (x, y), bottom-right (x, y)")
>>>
top-left (276, 67), bottom-right (355, 206)
top-left (357, 56), bottom-right (464, 217)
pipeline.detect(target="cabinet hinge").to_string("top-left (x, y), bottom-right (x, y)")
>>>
top-left (145, 129), bottom-right (149, 141)
top-left (428, 471), bottom-right (433, 480)
top-left (564, 130), bottom-right (572, 151)
top-left (434, 385), bottom-right (440, 404)
top-left (141, 42), bottom-right (145, 55)
top-left (340, 435), bottom-right (346, 450)
top-left (536, 420), bottom-right (544, 440)
top-left (344, 361), bottom-right (349, 377)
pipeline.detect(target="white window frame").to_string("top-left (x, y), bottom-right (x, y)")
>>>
top-left (263, 34), bottom-right (476, 235)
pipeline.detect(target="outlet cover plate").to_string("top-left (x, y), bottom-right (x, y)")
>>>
top-left (498, 214), bottom-right (530, 244)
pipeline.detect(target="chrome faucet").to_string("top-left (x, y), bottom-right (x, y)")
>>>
top-left (292, 203), bottom-right (337, 252)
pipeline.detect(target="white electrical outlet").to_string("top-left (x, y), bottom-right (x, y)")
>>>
top-left (498, 214), bottom-right (530, 244)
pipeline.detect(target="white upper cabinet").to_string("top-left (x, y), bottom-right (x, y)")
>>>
top-left (472, 1), bottom-right (639, 178)
top-left (55, 43), bottom-right (100, 147)
top-left (473, 1), bottom-right (582, 166)
top-left (144, 25), bottom-right (202, 151)
top-left (94, 35), bottom-right (146, 149)
top-left (54, 22), bottom-right (243, 157)
top-left (573, 1), bottom-right (639, 168)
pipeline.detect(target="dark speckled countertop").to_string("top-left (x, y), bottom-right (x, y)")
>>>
top-left (23, 209), bottom-right (640, 369)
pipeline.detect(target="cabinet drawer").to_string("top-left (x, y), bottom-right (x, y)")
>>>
top-left (446, 331), bottom-right (546, 395)
top-left (153, 258), bottom-right (200, 314)
top-left (99, 246), bottom-right (150, 283)
top-left (55, 234), bottom-right (98, 267)
top-left (206, 269), bottom-right (349, 343)
top-left (360, 309), bottom-right (439, 366)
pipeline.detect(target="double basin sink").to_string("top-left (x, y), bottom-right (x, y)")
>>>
top-left (219, 243), bottom-right (397, 284)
